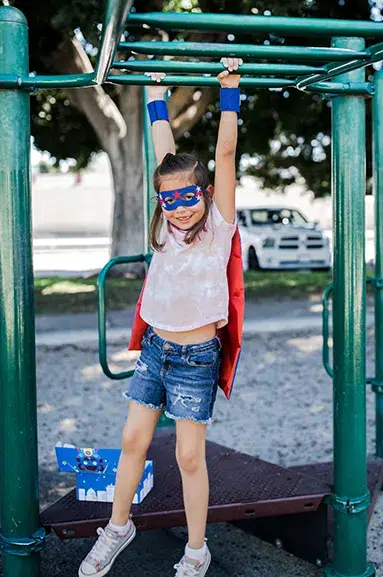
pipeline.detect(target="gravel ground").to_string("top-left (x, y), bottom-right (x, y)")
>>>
top-left (3, 327), bottom-right (381, 577)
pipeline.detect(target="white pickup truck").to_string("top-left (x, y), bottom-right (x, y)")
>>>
top-left (237, 206), bottom-right (331, 271)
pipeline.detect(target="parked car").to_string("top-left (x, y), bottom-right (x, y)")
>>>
top-left (237, 206), bottom-right (331, 271)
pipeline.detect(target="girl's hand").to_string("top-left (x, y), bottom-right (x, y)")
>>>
top-left (217, 57), bottom-right (242, 88)
top-left (145, 72), bottom-right (168, 100)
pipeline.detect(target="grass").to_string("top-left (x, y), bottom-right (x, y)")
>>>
top-left (34, 270), bottom-right (334, 316)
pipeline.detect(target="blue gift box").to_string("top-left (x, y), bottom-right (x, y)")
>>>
top-left (55, 443), bottom-right (154, 504)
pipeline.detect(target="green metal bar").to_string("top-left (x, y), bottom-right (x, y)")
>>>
top-left (372, 69), bottom-right (383, 459)
top-left (322, 283), bottom-right (333, 379)
top-left (110, 74), bottom-right (294, 87)
top-left (141, 88), bottom-right (174, 429)
top-left (0, 72), bottom-right (374, 96)
top-left (326, 36), bottom-right (374, 577)
top-left (0, 72), bottom-right (96, 89)
top-left (0, 6), bottom-right (43, 577)
top-left (322, 279), bottom-right (377, 383)
top-left (97, 255), bottom-right (151, 380)
top-left (95, 0), bottom-right (133, 84)
top-left (297, 41), bottom-right (383, 89)
top-left (304, 82), bottom-right (374, 96)
top-left (126, 12), bottom-right (383, 39)
top-left (120, 41), bottom-right (365, 62)
top-left (114, 60), bottom-right (326, 76)
top-left (142, 87), bottom-right (159, 252)
top-left (110, 74), bottom-right (373, 95)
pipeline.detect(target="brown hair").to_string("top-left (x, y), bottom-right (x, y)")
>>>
top-left (150, 153), bottom-right (212, 251)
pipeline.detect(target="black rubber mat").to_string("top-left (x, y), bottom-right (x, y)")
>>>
top-left (41, 432), bottom-right (331, 539)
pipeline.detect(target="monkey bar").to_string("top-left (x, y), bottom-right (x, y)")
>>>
top-left (1, 2), bottom-right (383, 577)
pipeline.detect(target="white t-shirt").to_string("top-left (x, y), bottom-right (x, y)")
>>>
top-left (140, 201), bottom-right (236, 332)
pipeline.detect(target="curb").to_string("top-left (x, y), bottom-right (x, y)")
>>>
top-left (35, 314), bottom-right (375, 347)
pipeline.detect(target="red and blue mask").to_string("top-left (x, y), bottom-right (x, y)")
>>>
top-left (158, 185), bottom-right (203, 211)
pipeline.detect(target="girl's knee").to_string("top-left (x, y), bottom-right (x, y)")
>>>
top-left (121, 427), bottom-right (150, 457)
top-left (176, 445), bottom-right (205, 474)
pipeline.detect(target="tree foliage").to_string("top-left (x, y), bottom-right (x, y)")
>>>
top-left (15, 0), bottom-right (379, 196)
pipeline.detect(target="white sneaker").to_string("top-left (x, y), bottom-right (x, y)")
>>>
top-left (174, 547), bottom-right (211, 577)
top-left (78, 521), bottom-right (136, 577)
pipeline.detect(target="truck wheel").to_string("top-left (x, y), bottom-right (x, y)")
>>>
top-left (248, 246), bottom-right (260, 270)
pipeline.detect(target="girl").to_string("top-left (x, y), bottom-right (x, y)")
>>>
top-left (79, 57), bottom-right (243, 577)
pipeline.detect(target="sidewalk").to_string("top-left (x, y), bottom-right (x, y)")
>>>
top-left (35, 297), bottom-right (375, 346)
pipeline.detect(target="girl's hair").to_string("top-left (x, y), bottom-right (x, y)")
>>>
top-left (150, 152), bottom-right (212, 251)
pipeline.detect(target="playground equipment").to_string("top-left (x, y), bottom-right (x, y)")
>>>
top-left (1, 1), bottom-right (383, 576)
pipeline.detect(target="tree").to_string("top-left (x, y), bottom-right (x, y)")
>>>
top-left (180, 0), bottom-right (377, 197)
top-left (13, 0), bottom-right (381, 267)
top-left (15, 0), bottom-right (213, 272)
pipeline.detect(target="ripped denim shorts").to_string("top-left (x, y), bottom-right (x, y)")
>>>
top-left (124, 327), bottom-right (221, 424)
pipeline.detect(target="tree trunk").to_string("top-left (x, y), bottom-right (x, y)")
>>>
top-left (110, 85), bottom-right (146, 275)
top-left (45, 38), bottom-right (146, 274)
top-left (43, 37), bottom-right (212, 275)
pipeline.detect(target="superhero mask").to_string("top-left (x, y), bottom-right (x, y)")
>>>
top-left (158, 185), bottom-right (203, 211)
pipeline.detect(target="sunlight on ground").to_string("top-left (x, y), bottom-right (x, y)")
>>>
top-left (80, 349), bottom-right (139, 381)
top-left (286, 334), bottom-right (323, 353)
top-left (110, 350), bottom-right (140, 362)
top-left (59, 418), bottom-right (77, 433)
top-left (309, 303), bottom-right (323, 313)
top-left (42, 281), bottom-right (96, 295)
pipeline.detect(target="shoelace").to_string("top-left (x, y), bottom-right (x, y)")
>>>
top-left (88, 527), bottom-right (119, 562)
top-left (173, 560), bottom-right (200, 576)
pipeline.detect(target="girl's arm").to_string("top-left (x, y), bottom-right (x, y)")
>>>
top-left (214, 58), bottom-right (242, 223)
top-left (146, 73), bottom-right (176, 166)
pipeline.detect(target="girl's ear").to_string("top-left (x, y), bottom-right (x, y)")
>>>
top-left (206, 184), bottom-right (214, 198)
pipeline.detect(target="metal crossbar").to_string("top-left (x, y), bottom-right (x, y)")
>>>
top-left (113, 61), bottom-right (326, 76)
top-left (0, 2), bottom-right (381, 95)
top-left (125, 12), bottom-right (383, 38)
top-left (120, 41), bottom-right (366, 62)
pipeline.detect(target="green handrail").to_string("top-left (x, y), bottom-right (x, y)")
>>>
top-left (322, 278), bottom-right (383, 383)
top-left (97, 254), bottom-right (151, 380)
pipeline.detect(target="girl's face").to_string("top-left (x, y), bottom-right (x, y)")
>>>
top-left (159, 175), bottom-right (206, 230)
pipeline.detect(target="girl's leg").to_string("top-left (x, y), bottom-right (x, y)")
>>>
top-left (111, 401), bottom-right (161, 525)
top-left (78, 401), bottom-right (161, 577)
top-left (175, 419), bottom-right (208, 549)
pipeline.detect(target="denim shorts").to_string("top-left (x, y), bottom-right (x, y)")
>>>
top-left (124, 327), bottom-right (221, 424)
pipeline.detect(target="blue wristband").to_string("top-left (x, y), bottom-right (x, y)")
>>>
top-left (220, 87), bottom-right (240, 113)
top-left (147, 100), bottom-right (169, 125)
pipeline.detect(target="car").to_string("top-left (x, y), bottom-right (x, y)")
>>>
top-left (237, 206), bottom-right (331, 271)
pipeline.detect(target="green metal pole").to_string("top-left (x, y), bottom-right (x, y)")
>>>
top-left (142, 86), bottom-right (158, 254)
top-left (372, 69), bottom-right (383, 458)
top-left (141, 87), bottom-right (173, 429)
top-left (95, 0), bottom-right (133, 84)
top-left (326, 37), bottom-right (373, 577)
top-left (0, 6), bottom-right (43, 577)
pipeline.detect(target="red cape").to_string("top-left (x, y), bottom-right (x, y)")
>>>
top-left (128, 227), bottom-right (245, 400)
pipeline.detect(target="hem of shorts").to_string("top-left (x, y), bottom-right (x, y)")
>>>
top-left (122, 392), bottom-right (163, 411)
top-left (139, 314), bottom-right (228, 332)
top-left (164, 410), bottom-right (213, 425)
